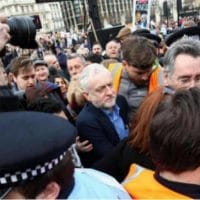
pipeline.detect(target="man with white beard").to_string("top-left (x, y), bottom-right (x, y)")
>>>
top-left (76, 64), bottom-right (129, 167)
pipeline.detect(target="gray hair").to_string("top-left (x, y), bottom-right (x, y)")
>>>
top-left (79, 63), bottom-right (111, 92)
top-left (67, 53), bottom-right (87, 66)
top-left (105, 40), bottom-right (120, 51)
top-left (163, 37), bottom-right (200, 76)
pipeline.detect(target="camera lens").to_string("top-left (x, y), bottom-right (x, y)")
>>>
top-left (7, 16), bottom-right (38, 49)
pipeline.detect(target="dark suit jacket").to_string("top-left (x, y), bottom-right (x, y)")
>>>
top-left (93, 137), bottom-right (155, 182)
top-left (76, 95), bottom-right (128, 167)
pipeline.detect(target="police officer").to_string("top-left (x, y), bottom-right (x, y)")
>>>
top-left (0, 111), bottom-right (131, 199)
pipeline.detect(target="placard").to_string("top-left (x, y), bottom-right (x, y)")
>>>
top-left (132, 0), bottom-right (151, 29)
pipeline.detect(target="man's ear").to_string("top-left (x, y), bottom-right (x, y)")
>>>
top-left (36, 182), bottom-right (60, 200)
top-left (122, 60), bottom-right (129, 72)
top-left (122, 60), bottom-right (128, 68)
top-left (13, 75), bottom-right (17, 83)
top-left (163, 70), bottom-right (170, 86)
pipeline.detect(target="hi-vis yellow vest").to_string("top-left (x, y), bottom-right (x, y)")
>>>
top-left (123, 164), bottom-right (191, 199)
top-left (108, 62), bottom-right (161, 94)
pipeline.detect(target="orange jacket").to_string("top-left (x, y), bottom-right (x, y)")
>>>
top-left (108, 62), bottom-right (162, 94)
top-left (123, 164), bottom-right (191, 199)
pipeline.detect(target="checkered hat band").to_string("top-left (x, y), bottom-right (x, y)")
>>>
top-left (0, 151), bottom-right (66, 186)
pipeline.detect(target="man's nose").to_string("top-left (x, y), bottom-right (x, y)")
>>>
top-left (105, 86), bottom-right (114, 95)
top-left (72, 70), bottom-right (77, 76)
top-left (71, 68), bottom-right (77, 75)
top-left (141, 73), bottom-right (150, 81)
top-left (28, 78), bottom-right (35, 85)
top-left (188, 79), bottom-right (196, 89)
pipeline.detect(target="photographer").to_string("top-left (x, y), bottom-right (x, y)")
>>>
top-left (0, 15), bottom-right (10, 51)
top-left (0, 14), bottom-right (41, 111)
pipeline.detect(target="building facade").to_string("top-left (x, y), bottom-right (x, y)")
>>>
top-left (98, 0), bottom-right (133, 27)
top-left (0, 0), bottom-right (65, 33)
top-left (157, 0), bottom-right (200, 23)
top-left (60, 0), bottom-right (133, 32)
top-left (60, 0), bottom-right (83, 32)
top-left (180, 0), bottom-right (200, 17)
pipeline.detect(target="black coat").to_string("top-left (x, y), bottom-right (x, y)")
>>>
top-left (93, 137), bottom-right (155, 182)
top-left (76, 95), bottom-right (129, 167)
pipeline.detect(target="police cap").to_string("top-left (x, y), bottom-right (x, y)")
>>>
top-left (165, 26), bottom-right (200, 46)
top-left (0, 111), bottom-right (76, 191)
top-left (133, 29), bottom-right (162, 47)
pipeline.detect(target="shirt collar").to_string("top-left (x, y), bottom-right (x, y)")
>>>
top-left (155, 171), bottom-right (200, 199)
top-left (101, 105), bottom-right (120, 116)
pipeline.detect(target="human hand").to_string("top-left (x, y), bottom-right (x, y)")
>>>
top-left (0, 15), bottom-right (10, 51)
top-left (75, 136), bottom-right (93, 152)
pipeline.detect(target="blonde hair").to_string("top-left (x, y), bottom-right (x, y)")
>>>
top-left (67, 78), bottom-right (86, 107)
top-left (101, 59), bottom-right (118, 69)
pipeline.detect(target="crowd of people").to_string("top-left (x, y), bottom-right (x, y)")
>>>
top-left (0, 13), bottom-right (200, 199)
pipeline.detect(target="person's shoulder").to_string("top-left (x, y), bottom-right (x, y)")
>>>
top-left (67, 168), bottom-right (131, 199)
top-left (74, 168), bottom-right (124, 189)
top-left (116, 95), bottom-right (129, 111)
top-left (117, 94), bottom-right (127, 103)
top-left (78, 103), bottom-right (101, 118)
top-left (77, 103), bottom-right (94, 117)
top-left (76, 104), bottom-right (100, 127)
top-left (115, 138), bottom-right (142, 160)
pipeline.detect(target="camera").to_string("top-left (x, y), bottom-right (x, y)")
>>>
top-left (7, 16), bottom-right (39, 49)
